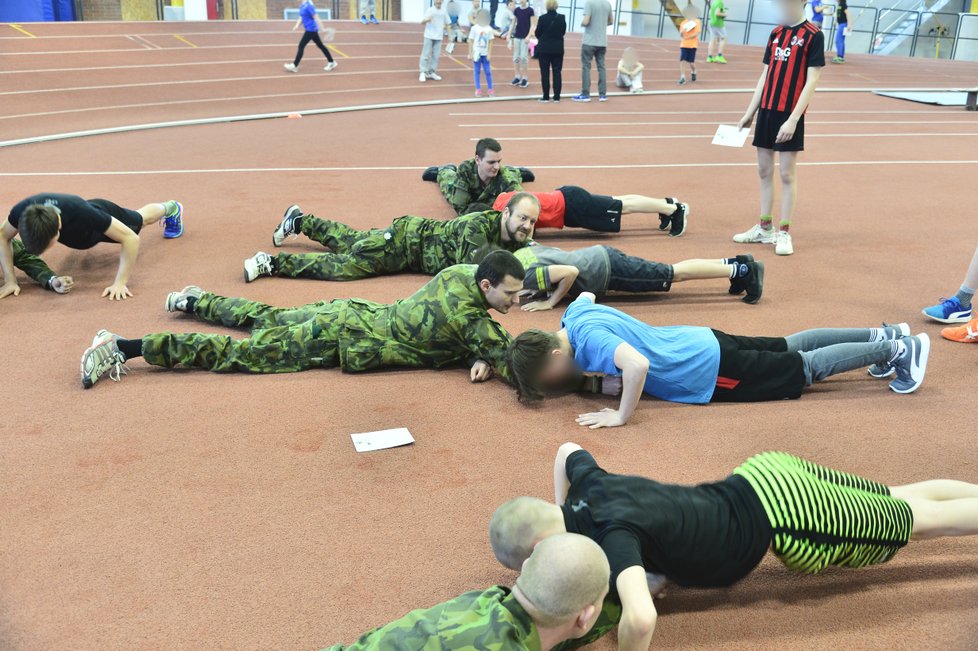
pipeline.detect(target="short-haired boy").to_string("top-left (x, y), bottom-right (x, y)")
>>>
top-left (678, 6), bottom-right (701, 85)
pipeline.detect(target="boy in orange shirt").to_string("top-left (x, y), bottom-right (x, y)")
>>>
top-left (678, 6), bottom-right (701, 85)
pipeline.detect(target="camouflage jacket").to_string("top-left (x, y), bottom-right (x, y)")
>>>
top-left (10, 238), bottom-right (55, 288)
top-left (337, 264), bottom-right (513, 382)
top-left (391, 210), bottom-right (525, 275)
top-left (322, 587), bottom-right (622, 650)
top-left (444, 159), bottom-right (524, 215)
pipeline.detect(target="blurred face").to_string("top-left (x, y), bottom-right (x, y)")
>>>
top-left (481, 274), bottom-right (524, 313)
top-left (476, 148), bottom-right (503, 181)
top-left (775, 0), bottom-right (806, 22)
top-left (435, 0), bottom-right (443, 7)
top-left (537, 349), bottom-right (577, 387)
top-left (501, 199), bottom-right (539, 243)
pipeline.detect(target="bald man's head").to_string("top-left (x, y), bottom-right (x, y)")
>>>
top-left (489, 497), bottom-right (565, 570)
top-left (516, 533), bottom-right (610, 629)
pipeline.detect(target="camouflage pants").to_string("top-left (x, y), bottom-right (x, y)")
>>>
top-left (11, 238), bottom-right (55, 288)
top-left (141, 292), bottom-right (345, 373)
top-left (273, 215), bottom-right (411, 281)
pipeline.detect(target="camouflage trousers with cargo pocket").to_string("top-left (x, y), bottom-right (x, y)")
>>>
top-left (141, 292), bottom-right (345, 373)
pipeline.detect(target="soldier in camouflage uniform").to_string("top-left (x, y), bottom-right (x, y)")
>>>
top-left (3, 238), bottom-right (75, 294)
top-left (79, 252), bottom-right (527, 389)
top-left (322, 533), bottom-right (616, 651)
top-left (421, 137), bottom-right (535, 215)
top-left (242, 192), bottom-right (540, 283)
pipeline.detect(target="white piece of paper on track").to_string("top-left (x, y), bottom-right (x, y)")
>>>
top-left (351, 427), bottom-right (415, 452)
top-left (712, 124), bottom-right (750, 148)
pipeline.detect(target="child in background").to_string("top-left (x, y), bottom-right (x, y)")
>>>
top-left (419, 0), bottom-right (449, 82)
top-left (707, 0), bottom-right (728, 63)
top-left (616, 46), bottom-right (644, 92)
top-left (496, 0), bottom-right (516, 41)
top-left (507, 0), bottom-right (535, 88)
top-left (284, 0), bottom-right (337, 73)
top-left (678, 5), bottom-right (701, 85)
top-left (469, 9), bottom-right (499, 97)
top-left (733, 0), bottom-right (825, 255)
top-left (446, 0), bottom-right (463, 53)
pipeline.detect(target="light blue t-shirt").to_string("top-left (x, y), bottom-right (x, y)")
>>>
top-left (299, 1), bottom-right (319, 31)
top-left (561, 299), bottom-right (721, 404)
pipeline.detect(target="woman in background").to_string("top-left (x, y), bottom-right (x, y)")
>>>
top-left (534, 0), bottom-right (566, 102)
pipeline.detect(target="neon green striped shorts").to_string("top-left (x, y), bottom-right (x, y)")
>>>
top-left (733, 451), bottom-right (914, 574)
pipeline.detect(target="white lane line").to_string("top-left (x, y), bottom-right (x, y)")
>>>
top-left (125, 35), bottom-right (152, 50)
top-left (0, 40), bottom-right (425, 56)
top-left (449, 109), bottom-right (960, 116)
top-left (470, 133), bottom-right (978, 141)
top-left (3, 160), bottom-right (978, 176)
top-left (457, 120), bottom-right (978, 127)
top-left (131, 34), bottom-right (162, 50)
top-left (0, 28), bottom-right (422, 40)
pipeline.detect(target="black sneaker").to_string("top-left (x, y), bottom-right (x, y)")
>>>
top-left (659, 197), bottom-right (677, 230)
top-left (728, 254), bottom-right (755, 295)
top-left (668, 202), bottom-right (689, 237)
top-left (519, 78), bottom-right (529, 88)
top-left (691, 72), bottom-right (697, 82)
top-left (511, 76), bottom-right (521, 86)
top-left (422, 166), bottom-right (440, 182)
top-left (518, 167), bottom-right (535, 183)
top-left (742, 261), bottom-right (764, 304)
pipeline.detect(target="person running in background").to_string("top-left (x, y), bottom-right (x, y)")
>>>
top-left (470, 10), bottom-right (500, 96)
top-left (707, 0), bottom-right (728, 63)
top-left (733, 0), bottom-right (825, 256)
top-left (833, 0), bottom-right (852, 63)
top-left (419, 0), bottom-right (449, 82)
top-left (922, 244), bottom-right (978, 343)
top-left (615, 46), bottom-right (644, 92)
top-left (284, 0), bottom-right (337, 73)
top-left (0, 193), bottom-right (184, 301)
top-left (507, 0), bottom-right (536, 88)
top-left (359, 0), bottom-right (378, 24)
top-left (572, 0), bottom-right (612, 102)
top-left (535, 0), bottom-right (566, 102)
top-left (678, 5), bottom-right (701, 85)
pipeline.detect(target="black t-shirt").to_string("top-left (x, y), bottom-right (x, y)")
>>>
top-left (8, 193), bottom-right (113, 250)
top-left (561, 450), bottom-right (772, 593)
top-left (836, 0), bottom-right (848, 23)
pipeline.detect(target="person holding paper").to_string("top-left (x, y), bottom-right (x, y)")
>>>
top-left (322, 533), bottom-right (619, 650)
top-left (510, 243), bottom-right (764, 310)
top-left (78, 252), bottom-right (527, 388)
top-left (489, 443), bottom-right (978, 649)
top-left (732, 0), bottom-right (825, 255)
top-left (506, 293), bottom-right (929, 423)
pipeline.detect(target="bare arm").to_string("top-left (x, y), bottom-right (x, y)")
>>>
top-left (607, 9), bottom-right (614, 25)
top-left (0, 221), bottom-right (19, 298)
top-left (738, 65), bottom-right (768, 129)
top-left (581, 13), bottom-right (591, 26)
top-left (553, 442), bottom-right (583, 503)
top-left (616, 566), bottom-right (658, 651)
top-left (292, 18), bottom-right (302, 30)
top-left (844, 9), bottom-right (852, 29)
top-left (576, 341), bottom-right (649, 429)
top-left (522, 265), bottom-right (579, 311)
top-left (100, 218), bottom-right (140, 301)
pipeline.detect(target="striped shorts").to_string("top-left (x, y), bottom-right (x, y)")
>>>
top-left (733, 451), bottom-right (914, 574)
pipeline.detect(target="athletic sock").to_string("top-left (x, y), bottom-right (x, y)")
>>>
top-left (729, 263), bottom-right (749, 279)
top-left (759, 215), bottom-right (773, 230)
top-left (117, 338), bottom-right (144, 360)
top-left (185, 296), bottom-right (198, 313)
top-left (778, 219), bottom-right (791, 233)
top-left (292, 216), bottom-right (304, 233)
top-left (888, 339), bottom-right (905, 364)
top-left (953, 284), bottom-right (975, 309)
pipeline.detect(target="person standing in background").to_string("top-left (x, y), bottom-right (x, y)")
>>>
top-left (678, 5), bottom-right (701, 85)
top-left (419, 0), bottom-right (449, 82)
top-left (572, 0), bottom-right (613, 102)
top-left (470, 9), bottom-right (500, 97)
top-left (360, 0), bottom-right (378, 24)
top-left (284, 0), bottom-right (337, 73)
top-left (809, 0), bottom-right (826, 29)
top-left (833, 0), bottom-right (852, 63)
top-left (707, 0), bottom-right (728, 63)
top-left (535, 0), bottom-right (566, 102)
top-left (507, 0), bottom-right (536, 88)
top-left (497, 0), bottom-right (516, 37)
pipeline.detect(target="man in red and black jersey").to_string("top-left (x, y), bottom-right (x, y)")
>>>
top-left (732, 0), bottom-right (824, 256)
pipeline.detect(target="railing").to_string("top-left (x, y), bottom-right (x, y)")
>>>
top-left (460, 0), bottom-right (978, 61)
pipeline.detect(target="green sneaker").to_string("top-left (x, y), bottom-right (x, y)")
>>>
top-left (832, 56), bottom-right (845, 64)
top-left (716, 54), bottom-right (728, 64)
top-left (707, 55), bottom-right (716, 63)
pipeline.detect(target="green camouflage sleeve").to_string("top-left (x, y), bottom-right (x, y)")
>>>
top-left (439, 162), bottom-right (479, 215)
top-left (454, 311), bottom-right (515, 384)
top-left (11, 238), bottom-right (55, 288)
top-left (552, 598), bottom-right (622, 650)
top-left (500, 166), bottom-right (524, 193)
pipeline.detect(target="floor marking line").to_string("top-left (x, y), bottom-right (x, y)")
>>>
top-left (0, 40), bottom-right (430, 56)
top-left (449, 55), bottom-right (470, 69)
top-left (469, 133), bottom-right (978, 142)
top-left (173, 34), bottom-right (198, 48)
top-left (7, 24), bottom-right (36, 38)
top-left (329, 45), bottom-right (350, 58)
top-left (125, 34), bottom-right (152, 50)
top-left (456, 120), bottom-right (978, 128)
top-left (2, 160), bottom-right (977, 177)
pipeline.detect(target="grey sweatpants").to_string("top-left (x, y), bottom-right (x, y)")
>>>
top-left (580, 44), bottom-right (607, 97)
top-left (786, 328), bottom-right (899, 386)
top-left (420, 37), bottom-right (442, 73)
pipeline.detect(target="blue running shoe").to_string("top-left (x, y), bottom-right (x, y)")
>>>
top-left (360, 15), bottom-right (369, 24)
top-left (369, 15), bottom-right (379, 24)
top-left (889, 334), bottom-right (930, 394)
top-left (571, 94), bottom-right (591, 102)
top-left (922, 296), bottom-right (971, 324)
top-left (162, 200), bottom-right (184, 239)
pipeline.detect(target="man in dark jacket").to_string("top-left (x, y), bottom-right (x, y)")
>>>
top-left (535, 0), bottom-right (566, 102)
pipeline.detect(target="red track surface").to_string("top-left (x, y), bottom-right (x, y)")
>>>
top-left (1, 19), bottom-right (977, 651)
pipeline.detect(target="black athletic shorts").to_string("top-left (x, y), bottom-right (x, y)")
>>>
top-left (710, 330), bottom-right (807, 402)
top-left (752, 108), bottom-right (805, 152)
top-left (90, 198), bottom-right (143, 242)
top-left (558, 185), bottom-right (623, 233)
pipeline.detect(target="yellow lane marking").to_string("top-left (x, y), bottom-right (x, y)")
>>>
top-left (329, 45), bottom-right (350, 59)
top-left (173, 34), bottom-right (197, 48)
top-left (8, 24), bottom-right (36, 38)
top-left (449, 55), bottom-right (470, 69)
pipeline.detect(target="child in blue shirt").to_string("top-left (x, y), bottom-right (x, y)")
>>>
top-left (284, 0), bottom-right (337, 73)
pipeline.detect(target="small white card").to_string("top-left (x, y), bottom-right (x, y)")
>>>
top-left (351, 427), bottom-right (415, 453)
top-left (712, 124), bottom-right (750, 148)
